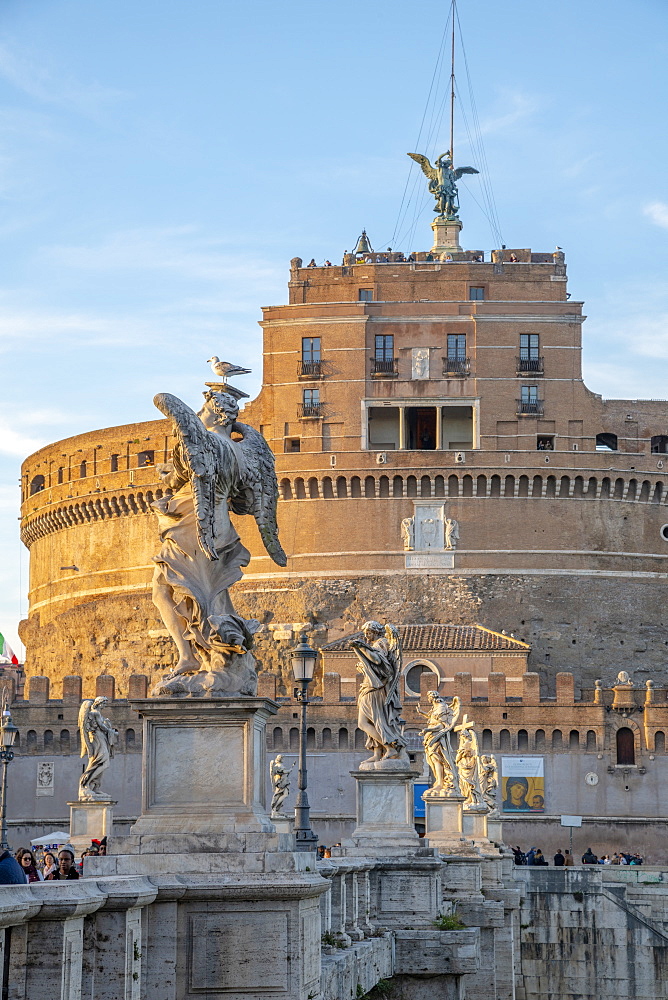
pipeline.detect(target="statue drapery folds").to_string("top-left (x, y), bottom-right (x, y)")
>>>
top-left (352, 621), bottom-right (407, 765)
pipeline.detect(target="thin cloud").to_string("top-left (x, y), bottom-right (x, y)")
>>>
top-left (479, 91), bottom-right (540, 136)
top-left (643, 202), bottom-right (668, 229)
top-left (0, 417), bottom-right (44, 458)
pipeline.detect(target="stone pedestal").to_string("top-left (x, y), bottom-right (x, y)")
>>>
top-left (347, 765), bottom-right (420, 854)
top-left (485, 814), bottom-right (504, 846)
top-left (67, 798), bottom-right (115, 853)
top-left (423, 793), bottom-right (466, 850)
top-left (462, 809), bottom-right (488, 841)
top-left (271, 814), bottom-right (294, 836)
top-left (431, 215), bottom-right (462, 253)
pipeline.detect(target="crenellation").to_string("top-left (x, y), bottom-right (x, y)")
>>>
top-left (61, 675), bottom-right (82, 703)
top-left (95, 674), bottom-right (116, 701)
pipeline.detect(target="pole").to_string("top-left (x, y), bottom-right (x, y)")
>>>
top-left (449, 0), bottom-right (456, 164)
top-left (293, 680), bottom-right (318, 851)
top-left (570, 825), bottom-right (573, 857)
top-left (0, 754), bottom-right (10, 851)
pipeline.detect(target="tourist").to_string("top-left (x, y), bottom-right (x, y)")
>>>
top-left (532, 849), bottom-right (548, 866)
top-left (15, 848), bottom-right (43, 883)
top-left (581, 847), bottom-right (598, 865)
top-left (512, 846), bottom-right (526, 866)
top-left (42, 851), bottom-right (58, 878)
top-left (510, 253), bottom-right (518, 262)
top-left (553, 849), bottom-right (565, 867)
top-left (46, 848), bottom-right (80, 880)
top-left (324, 260), bottom-right (332, 267)
top-left (525, 846), bottom-right (537, 865)
top-left (563, 850), bottom-right (574, 867)
top-left (0, 848), bottom-right (27, 884)
top-left (407, 253), bottom-right (416, 262)
top-left (98, 838), bottom-right (107, 856)
top-left (306, 259), bottom-right (317, 268)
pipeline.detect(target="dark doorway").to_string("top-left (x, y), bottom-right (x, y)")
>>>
top-left (407, 407), bottom-right (436, 450)
top-left (616, 727), bottom-right (635, 765)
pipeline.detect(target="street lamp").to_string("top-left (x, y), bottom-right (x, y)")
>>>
top-left (291, 633), bottom-right (319, 852)
top-left (0, 704), bottom-right (18, 850)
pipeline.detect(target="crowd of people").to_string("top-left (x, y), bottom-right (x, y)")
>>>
top-left (0, 837), bottom-right (108, 884)
top-left (513, 845), bottom-right (644, 866)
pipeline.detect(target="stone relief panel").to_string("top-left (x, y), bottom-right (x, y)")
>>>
top-left (411, 348), bottom-right (430, 380)
top-left (36, 760), bottom-right (54, 796)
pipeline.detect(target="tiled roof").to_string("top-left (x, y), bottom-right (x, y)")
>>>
top-left (321, 623), bottom-right (530, 653)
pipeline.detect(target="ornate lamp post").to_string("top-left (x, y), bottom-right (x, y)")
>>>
top-left (291, 633), bottom-right (319, 852)
top-left (0, 704), bottom-right (18, 850)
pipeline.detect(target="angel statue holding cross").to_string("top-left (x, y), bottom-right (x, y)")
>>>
top-left (454, 713), bottom-right (486, 811)
top-left (150, 368), bottom-right (287, 697)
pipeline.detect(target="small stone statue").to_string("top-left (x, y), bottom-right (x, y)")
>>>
top-left (401, 517), bottom-right (415, 551)
top-left (269, 754), bottom-right (294, 816)
top-left (454, 715), bottom-right (485, 811)
top-left (444, 518), bottom-right (459, 550)
top-left (352, 622), bottom-right (407, 765)
top-left (407, 150), bottom-right (479, 220)
top-left (479, 754), bottom-right (499, 816)
top-left (616, 670), bottom-right (633, 687)
top-left (78, 698), bottom-right (118, 801)
top-left (416, 691), bottom-right (462, 797)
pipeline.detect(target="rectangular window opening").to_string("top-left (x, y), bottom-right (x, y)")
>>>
top-left (359, 288), bottom-right (374, 302)
top-left (469, 286), bottom-right (485, 301)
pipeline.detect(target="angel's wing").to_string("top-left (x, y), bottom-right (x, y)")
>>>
top-left (230, 422), bottom-right (287, 567)
top-left (269, 759), bottom-right (278, 780)
top-left (153, 392), bottom-right (219, 560)
top-left (78, 700), bottom-right (95, 758)
top-left (407, 152), bottom-right (438, 183)
top-left (453, 166), bottom-right (479, 180)
top-left (384, 624), bottom-right (403, 702)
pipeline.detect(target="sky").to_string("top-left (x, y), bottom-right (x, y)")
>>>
top-left (0, 0), bottom-right (667, 655)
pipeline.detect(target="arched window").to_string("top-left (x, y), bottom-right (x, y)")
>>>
top-left (27, 730), bottom-right (37, 751)
top-left (289, 727), bottom-right (299, 750)
top-left (338, 727), bottom-right (349, 749)
top-left (306, 727), bottom-right (316, 749)
top-left (626, 479), bottom-right (637, 502)
top-left (654, 731), bottom-right (665, 752)
top-left (558, 476), bottom-right (570, 498)
top-left (569, 730), bottom-right (580, 750)
top-left (517, 729), bottom-right (528, 751)
top-left (322, 476), bottom-right (334, 499)
top-left (392, 475), bottom-right (403, 497)
top-left (652, 483), bottom-right (663, 504)
top-left (545, 476), bottom-right (556, 498)
top-left (535, 729), bottom-right (545, 751)
top-left (600, 477), bottom-right (611, 499)
top-left (110, 454), bottom-right (119, 472)
top-left (44, 730), bottom-right (54, 750)
top-left (552, 729), bottom-right (563, 750)
top-left (30, 475), bottom-right (45, 495)
top-left (365, 476), bottom-right (376, 498)
top-left (518, 475), bottom-right (529, 498)
top-left (616, 727), bottom-right (635, 765)
top-left (350, 476), bottom-right (362, 498)
top-left (420, 475), bottom-right (432, 498)
top-left (586, 730), bottom-right (597, 751)
top-left (308, 477), bottom-right (319, 499)
top-left (322, 727), bottom-right (332, 749)
top-left (490, 475), bottom-right (501, 497)
top-left (531, 475), bottom-right (542, 498)
top-left (354, 728), bottom-right (366, 749)
top-left (406, 475), bottom-right (418, 497)
top-left (336, 476), bottom-right (347, 498)
top-left (596, 433), bottom-right (618, 451)
top-left (294, 478), bottom-right (306, 499)
top-left (504, 475), bottom-right (515, 497)
top-left (651, 435), bottom-right (668, 454)
top-left (448, 475), bottom-right (459, 497)
top-left (378, 476), bottom-right (390, 498)
top-left (59, 729), bottom-right (70, 752)
top-left (57, 467), bottom-right (64, 484)
top-left (434, 475), bottom-right (445, 497)
top-left (280, 479), bottom-right (293, 500)
top-left (613, 477), bottom-right (625, 499)
top-left (272, 727), bottom-right (283, 749)
top-left (481, 729), bottom-right (493, 751)
top-left (499, 729), bottom-right (511, 751)
top-left (125, 728), bottom-right (136, 749)
top-left (639, 480), bottom-right (651, 502)
top-left (404, 661), bottom-right (439, 697)
top-left (462, 475), bottom-right (473, 497)
top-left (476, 475), bottom-right (487, 497)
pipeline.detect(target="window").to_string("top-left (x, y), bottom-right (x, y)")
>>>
top-left (354, 728), bottom-right (366, 748)
top-left (469, 286), bottom-right (485, 300)
top-left (359, 288), bottom-right (373, 301)
top-left (651, 435), bottom-right (668, 454)
top-left (338, 727), bottom-right (349, 749)
top-left (596, 433), bottom-right (618, 451)
top-left (110, 454), bottom-right (119, 472)
top-left (285, 438), bottom-right (300, 453)
top-left (447, 334), bottom-right (466, 360)
top-left (537, 435), bottom-right (554, 451)
top-left (125, 728), bottom-right (136, 748)
top-left (616, 727), bottom-right (635, 765)
top-left (520, 334), bottom-right (539, 359)
top-left (79, 461), bottom-right (87, 478)
top-left (375, 335), bottom-right (394, 361)
top-left (521, 386), bottom-right (538, 405)
top-left (57, 467), bottom-right (64, 484)
top-left (301, 389), bottom-right (320, 417)
top-left (302, 337), bottom-right (321, 362)
top-left (138, 450), bottom-right (154, 467)
top-left (30, 475), bottom-right (45, 495)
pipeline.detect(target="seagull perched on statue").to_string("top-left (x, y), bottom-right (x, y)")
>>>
top-left (207, 357), bottom-right (252, 379)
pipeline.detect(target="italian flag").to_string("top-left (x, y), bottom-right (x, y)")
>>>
top-left (0, 633), bottom-right (18, 665)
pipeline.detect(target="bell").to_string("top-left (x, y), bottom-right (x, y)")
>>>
top-left (353, 230), bottom-right (373, 255)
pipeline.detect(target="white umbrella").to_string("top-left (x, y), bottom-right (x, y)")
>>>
top-left (30, 831), bottom-right (71, 847)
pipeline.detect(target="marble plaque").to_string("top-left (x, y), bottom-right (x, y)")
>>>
top-left (189, 911), bottom-right (288, 992)
top-left (36, 761), bottom-right (54, 796)
top-left (379, 874), bottom-right (434, 915)
top-left (405, 553), bottom-right (454, 569)
top-left (411, 347), bottom-right (430, 379)
top-left (414, 504), bottom-right (445, 550)
top-left (302, 907), bottom-right (321, 985)
top-left (153, 725), bottom-right (244, 806)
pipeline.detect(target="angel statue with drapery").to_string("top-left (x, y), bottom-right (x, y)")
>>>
top-left (407, 151), bottom-right (478, 220)
top-left (351, 622), bottom-right (407, 766)
top-left (78, 697), bottom-right (118, 801)
top-left (150, 371), bottom-right (286, 697)
top-left (416, 691), bottom-right (462, 797)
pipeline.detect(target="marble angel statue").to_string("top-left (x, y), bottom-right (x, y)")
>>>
top-left (78, 697), bottom-right (118, 801)
top-left (352, 621), bottom-right (407, 764)
top-left (269, 754), bottom-right (294, 816)
top-left (454, 715), bottom-right (486, 810)
top-left (407, 151), bottom-right (478, 219)
top-left (416, 691), bottom-right (462, 797)
top-left (479, 754), bottom-right (499, 815)
top-left (150, 386), bottom-right (287, 696)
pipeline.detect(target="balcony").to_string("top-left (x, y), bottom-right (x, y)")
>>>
top-left (298, 402), bottom-right (323, 419)
top-left (298, 360), bottom-right (324, 378)
top-left (516, 398), bottom-right (544, 417)
top-left (370, 358), bottom-right (398, 377)
top-left (516, 356), bottom-right (544, 376)
top-left (442, 356), bottom-right (471, 377)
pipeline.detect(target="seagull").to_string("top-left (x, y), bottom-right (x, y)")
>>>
top-left (207, 357), bottom-right (252, 379)
top-left (555, 245), bottom-right (563, 250)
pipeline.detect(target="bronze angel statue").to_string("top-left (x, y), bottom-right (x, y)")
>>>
top-left (150, 385), bottom-right (286, 696)
top-left (407, 150), bottom-right (478, 220)
top-left (352, 621), bottom-right (407, 765)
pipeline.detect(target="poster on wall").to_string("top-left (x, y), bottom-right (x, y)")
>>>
top-left (501, 756), bottom-right (544, 812)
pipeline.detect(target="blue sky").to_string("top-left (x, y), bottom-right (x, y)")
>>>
top-left (1, 0), bottom-right (667, 654)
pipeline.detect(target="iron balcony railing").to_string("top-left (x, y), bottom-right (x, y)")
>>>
top-left (298, 402), bottom-right (323, 418)
top-left (516, 356), bottom-right (544, 375)
top-left (298, 360), bottom-right (324, 378)
top-left (370, 358), bottom-right (399, 376)
top-left (516, 398), bottom-right (544, 417)
top-left (442, 356), bottom-right (471, 376)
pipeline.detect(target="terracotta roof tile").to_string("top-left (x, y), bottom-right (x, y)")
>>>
top-left (321, 623), bottom-right (530, 653)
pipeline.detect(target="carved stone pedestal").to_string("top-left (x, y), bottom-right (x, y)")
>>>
top-left (462, 808), bottom-right (488, 841)
top-left (68, 798), bottom-right (116, 853)
top-left (485, 814), bottom-right (504, 846)
top-left (271, 814), bottom-right (294, 836)
top-left (422, 793), bottom-right (466, 850)
top-left (431, 215), bottom-right (462, 253)
top-left (346, 766), bottom-right (420, 855)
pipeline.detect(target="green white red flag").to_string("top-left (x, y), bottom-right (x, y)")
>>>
top-left (0, 633), bottom-right (19, 665)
